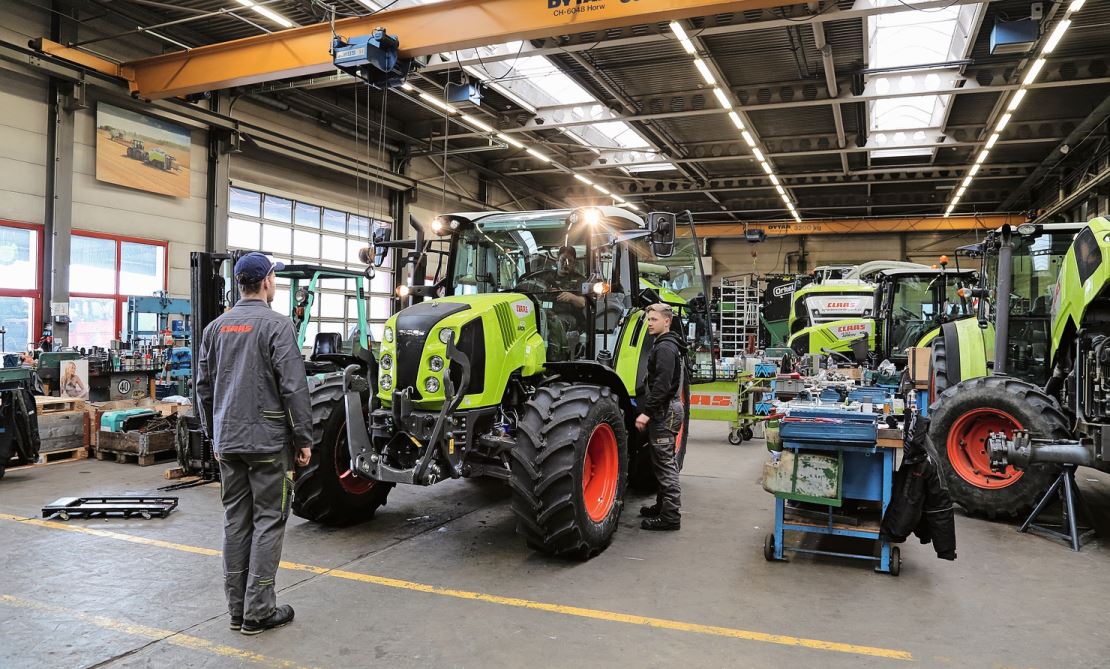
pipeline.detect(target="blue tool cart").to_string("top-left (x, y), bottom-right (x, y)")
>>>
top-left (763, 406), bottom-right (902, 575)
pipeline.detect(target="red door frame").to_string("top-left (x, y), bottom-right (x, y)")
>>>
top-left (0, 220), bottom-right (45, 349)
top-left (68, 230), bottom-right (169, 342)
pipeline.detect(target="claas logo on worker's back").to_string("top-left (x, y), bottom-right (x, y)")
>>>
top-left (220, 324), bottom-right (254, 334)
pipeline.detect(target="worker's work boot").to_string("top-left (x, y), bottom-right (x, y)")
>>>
top-left (639, 504), bottom-right (661, 518)
top-left (241, 605), bottom-right (295, 635)
top-left (229, 616), bottom-right (243, 631)
top-left (641, 516), bottom-right (680, 531)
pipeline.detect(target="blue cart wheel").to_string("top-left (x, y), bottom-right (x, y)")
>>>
top-left (763, 533), bottom-right (776, 561)
top-left (889, 546), bottom-right (901, 576)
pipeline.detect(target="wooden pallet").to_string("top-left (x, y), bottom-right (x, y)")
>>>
top-left (95, 447), bottom-right (176, 467)
top-left (8, 447), bottom-right (88, 472)
top-left (36, 396), bottom-right (85, 414)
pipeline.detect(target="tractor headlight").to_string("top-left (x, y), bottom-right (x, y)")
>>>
top-left (429, 355), bottom-right (444, 372)
top-left (380, 374), bottom-right (393, 391)
top-left (380, 354), bottom-right (392, 370)
top-left (384, 326), bottom-right (394, 342)
top-left (439, 328), bottom-right (454, 345)
top-left (425, 377), bottom-right (440, 393)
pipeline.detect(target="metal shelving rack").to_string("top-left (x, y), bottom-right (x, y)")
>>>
top-left (718, 274), bottom-right (760, 358)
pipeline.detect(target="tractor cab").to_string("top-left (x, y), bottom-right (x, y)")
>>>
top-left (274, 264), bottom-right (375, 375)
top-left (871, 267), bottom-right (976, 366)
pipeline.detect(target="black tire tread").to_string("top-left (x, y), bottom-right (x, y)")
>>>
top-left (931, 336), bottom-right (950, 398)
top-left (292, 374), bottom-right (392, 526)
top-left (928, 375), bottom-right (1067, 519)
top-left (509, 383), bottom-right (627, 559)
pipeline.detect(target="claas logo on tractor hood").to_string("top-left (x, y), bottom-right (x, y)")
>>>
top-left (824, 300), bottom-right (860, 310)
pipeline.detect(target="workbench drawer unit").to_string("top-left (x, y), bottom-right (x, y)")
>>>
top-left (767, 409), bottom-right (900, 575)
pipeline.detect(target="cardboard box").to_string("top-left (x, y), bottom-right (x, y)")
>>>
top-left (908, 347), bottom-right (932, 387)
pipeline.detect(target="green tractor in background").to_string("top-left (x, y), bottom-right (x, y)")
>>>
top-left (788, 267), bottom-right (976, 365)
top-left (928, 220), bottom-right (1110, 519)
top-left (786, 282), bottom-right (876, 355)
top-left (291, 207), bottom-right (713, 558)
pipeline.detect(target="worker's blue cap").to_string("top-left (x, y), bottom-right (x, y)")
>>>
top-left (234, 252), bottom-right (284, 284)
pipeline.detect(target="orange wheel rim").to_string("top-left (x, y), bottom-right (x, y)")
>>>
top-left (946, 408), bottom-right (1025, 489)
top-left (583, 423), bottom-right (619, 522)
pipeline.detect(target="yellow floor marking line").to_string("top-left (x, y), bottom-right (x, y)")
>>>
top-left (1, 512), bottom-right (912, 661)
top-left (0, 594), bottom-right (318, 669)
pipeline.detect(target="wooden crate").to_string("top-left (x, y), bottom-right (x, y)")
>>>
top-left (38, 409), bottom-right (87, 453)
top-left (85, 400), bottom-right (189, 447)
top-left (7, 446), bottom-right (87, 472)
top-left (96, 429), bottom-right (176, 467)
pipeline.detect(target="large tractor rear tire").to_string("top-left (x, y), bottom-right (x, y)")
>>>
top-left (510, 383), bottom-right (628, 559)
top-left (293, 376), bottom-right (392, 526)
top-left (930, 335), bottom-right (952, 398)
top-left (928, 376), bottom-right (1067, 519)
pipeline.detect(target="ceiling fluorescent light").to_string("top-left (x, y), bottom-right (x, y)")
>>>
top-left (712, 88), bottom-right (732, 109)
top-left (1023, 58), bottom-right (1046, 86)
top-left (957, 186), bottom-right (967, 197)
top-left (629, 203), bottom-right (641, 211)
top-left (526, 148), bottom-right (551, 163)
top-left (976, 149), bottom-right (990, 164)
top-left (741, 131), bottom-right (756, 147)
top-left (694, 59), bottom-right (716, 86)
top-left (769, 174), bottom-right (780, 186)
top-left (460, 114), bottom-right (493, 133)
top-left (962, 176), bottom-right (973, 188)
top-left (613, 195), bottom-right (627, 203)
top-left (985, 133), bottom-right (1000, 149)
top-left (1042, 19), bottom-right (1071, 54)
top-left (496, 132), bottom-right (524, 149)
top-left (995, 112), bottom-right (1013, 133)
top-left (235, 0), bottom-right (293, 28)
top-left (728, 111), bottom-right (745, 130)
top-left (593, 184), bottom-right (611, 195)
top-left (400, 82), bottom-right (415, 91)
top-left (356, 0), bottom-right (380, 8)
top-left (752, 148), bottom-right (766, 162)
top-left (574, 174), bottom-right (593, 184)
top-left (775, 185), bottom-right (786, 196)
top-left (759, 161), bottom-right (773, 175)
top-left (1069, 0), bottom-right (1085, 11)
top-left (669, 22), bottom-right (696, 55)
top-left (968, 163), bottom-right (981, 177)
top-left (1007, 89), bottom-right (1027, 112)
top-left (419, 92), bottom-right (456, 114)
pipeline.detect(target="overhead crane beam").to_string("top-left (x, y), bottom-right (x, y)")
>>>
top-left (35, 0), bottom-right (789, 100)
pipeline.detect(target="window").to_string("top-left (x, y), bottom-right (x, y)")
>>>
top-left (226, 186), bottom-right (395, 348)
top-left (0, 222), bottom-right (42, 353)
top-left (68, 232), bottom-right (168, 349)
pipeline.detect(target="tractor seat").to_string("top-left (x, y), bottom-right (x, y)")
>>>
top-left (312, 332), bottom-right (343, 360)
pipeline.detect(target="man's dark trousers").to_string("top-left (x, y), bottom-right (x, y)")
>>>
top-left (220, 451), bottom-right (292, 622)
top-left (648, 420), bottom-right (681, 522)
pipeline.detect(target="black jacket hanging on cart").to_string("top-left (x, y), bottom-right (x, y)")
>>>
top-left (880, 414), bottom-right (957, 560)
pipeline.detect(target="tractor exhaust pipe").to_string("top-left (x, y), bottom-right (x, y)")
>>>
top-left (989, 431), bottom-right (1094, 470)
top-left (993, 226), bottom-right (1014, 375)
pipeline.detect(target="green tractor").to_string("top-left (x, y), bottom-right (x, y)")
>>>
top-left (786, 282), bottom-right (876, 355)
top-left (291, 207), bottom-right (712, 558)
top-left (788, 267), bottom-right (976, 363)
top-left (928, 220), bottom-right (1110, 519)
top-left (126, 139), bottom-right (148, 162)
top-left (147, 148), bottom-right (176, 171)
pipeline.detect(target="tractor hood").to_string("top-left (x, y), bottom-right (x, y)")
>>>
top-left (378, 293), bottom-right (545, 409)
top-left (1050, 217), bottom-right (1110, 362)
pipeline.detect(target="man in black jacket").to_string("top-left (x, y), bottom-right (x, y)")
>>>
top-left (635, 304), bottom-right (687, 531)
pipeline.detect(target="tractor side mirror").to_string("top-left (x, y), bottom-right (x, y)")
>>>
top-left (647, 212), bottom-right (676, 258)
top-left (372, 226), bottom-right (392, 267)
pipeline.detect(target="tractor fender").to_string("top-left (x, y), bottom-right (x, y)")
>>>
top-left (542, 361), bottom-right (636, 427)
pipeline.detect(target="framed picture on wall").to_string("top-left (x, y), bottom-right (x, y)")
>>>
top-left (95, 102), bottom-right (191, 198)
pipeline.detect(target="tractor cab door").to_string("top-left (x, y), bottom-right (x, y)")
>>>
top-left (1001, 230), bottom-right (1073, 385)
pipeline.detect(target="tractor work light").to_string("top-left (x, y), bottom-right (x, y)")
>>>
top-left (429, 355), bottom-right (444, 372)
top-left (439, 328), bottom-right (454, 345)
top-left (425, 377), bottom-right (440, 393)
top-left (431, 216), bottom-right (460, 235)
top-left (592, 281), bottom-right (610, 295)
top-left (384, 326), bottom-right (393, 342)
top-left (1017, 223), bottom-right (1038, 236)
top-left (380, 354), bottom-right (392, 370)
top-left (396, 285), bottom-right (411, 298)
top-left (572, 208), bottom-right (603, 227)
top-left (380, 374), bottom-right (393, 391)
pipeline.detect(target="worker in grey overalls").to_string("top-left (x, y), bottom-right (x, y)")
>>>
top-left (196, 252), bottom-right (313, 635)
top-left (635, 303), bottom-right (686, 531)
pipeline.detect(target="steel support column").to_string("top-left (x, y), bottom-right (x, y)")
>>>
top-left (205, 92), bottom-right (233, 253)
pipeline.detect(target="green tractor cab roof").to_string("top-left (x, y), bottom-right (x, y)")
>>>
top-left (275, 264), bottom-right (367, 281)
top-left (443, 206), bottom-right (644, 231)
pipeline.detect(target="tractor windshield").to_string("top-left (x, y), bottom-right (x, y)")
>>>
top-left (888, 274), bottom-right (972, 357)
top-left (451, 215), bottom-right (590, 295)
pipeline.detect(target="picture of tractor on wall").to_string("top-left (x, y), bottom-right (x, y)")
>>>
top-left (95, 102), bottom-right (191, 197)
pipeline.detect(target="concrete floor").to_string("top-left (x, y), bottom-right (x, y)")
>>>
top-left (1, 420), bottom-right (1108, 668)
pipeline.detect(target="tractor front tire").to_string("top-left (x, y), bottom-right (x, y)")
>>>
top-left (510, 383), bottom-right (628, 559)
top-left (293, 376), bottom-right (392, 526)
top-left (931, 335), bottom-right (952, 398)
top-left (928, 375), bottom-right (1067, 520)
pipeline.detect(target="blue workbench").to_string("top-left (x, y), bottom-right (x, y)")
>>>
top-left (764, 407), bottom-right (901, 575)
